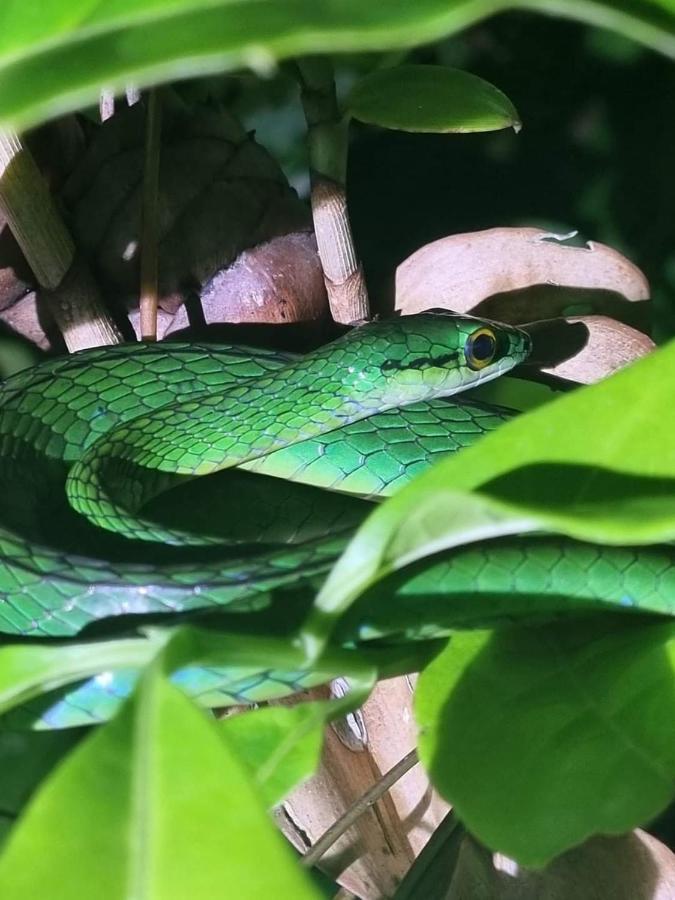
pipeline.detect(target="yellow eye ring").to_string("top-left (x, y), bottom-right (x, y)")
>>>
top-left (465, 327), bottom-right (498, 370)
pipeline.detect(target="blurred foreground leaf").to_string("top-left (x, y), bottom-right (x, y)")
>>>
top-left (0, 1), bottom-right (674, 128)
top-left (0, 665), bottom-right (321, 899)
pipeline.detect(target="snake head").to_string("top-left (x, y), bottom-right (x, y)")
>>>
top-left (353, 312), bottom-right (532, 409)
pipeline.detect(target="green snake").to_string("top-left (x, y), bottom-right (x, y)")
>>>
top-left (0, 312), bottom-right (672, 729)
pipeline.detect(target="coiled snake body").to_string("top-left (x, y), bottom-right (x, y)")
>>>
top-left (0, 313), bottom-right (672, 728)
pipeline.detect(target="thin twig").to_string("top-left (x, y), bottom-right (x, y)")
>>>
top-left (0, 129), bottom-right (122, 350)
top-left (301, 748), bottom-right (419, 869)
top-left (296, 58), bottom-right (370, 326)
top-left (139, 90), bottom-right (162, 341)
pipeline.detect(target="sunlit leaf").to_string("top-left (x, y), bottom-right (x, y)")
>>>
top-left (400, 337), bottom-right (675, 494)
top-left (0, 633), bottom-right (168, 718)
top-left (0, 1), bottom-right (674, 128)
top-left (415, 618), bottom-right (675, 866)
top-left (221, 702), bottom-right (329, 808)
top-left (0, 666), bottom-right (321, 899)
top-left (219, 651), bottom-right (375, 809)
top-left (0, 623), bottom-right (392, 734)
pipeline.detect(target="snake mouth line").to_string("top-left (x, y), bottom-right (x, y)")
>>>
top-left (381, 351), bottom-right (460, 372)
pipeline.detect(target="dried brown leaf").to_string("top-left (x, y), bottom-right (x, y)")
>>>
top-left (528, 315), bottom-right (655, 384)
top-left (62, 102), bottom-right (327, 330)
top-left (395, 227), bottom-right (649, 318)
top-left (161, 232), bottom-right (327, 338)
top-left (396, 227), bottom-right (653, 383)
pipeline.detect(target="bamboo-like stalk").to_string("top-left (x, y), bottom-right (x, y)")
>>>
top-left (0, 129), bottom-right (122, 350)
top-left (126, 85), bottom-right (141, 107)
top-left (139, 91), bottom-right (162, 341)
top-left (296, 58), bottom-right (370, 325)
top-left (99, 89), bottom-right (115, 122)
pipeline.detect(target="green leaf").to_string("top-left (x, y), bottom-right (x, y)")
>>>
top-left (0, 730), bottom-right (82, 847)
top-left (303, 340), bottom-right (675, 653)
top-left (0, 632), bottom-right (169, 718)
top-left (0, 665), bottom-right (321, 900)
top-left (221, 703), bottom-right (328, 808)
top-left (220, 663), bottom-right (374, 809)
top-left (0, 621), bottom-right (397, 732)
top-left (404, 338), bottom-right (675, 494)
top-left (346, 65), bottom-right (520, 133)
top-left (520, 0), bottom-right (675, 57)
top-left (0, 0), bottom-right (674, 129)
top-left (415, 618), bottom-right (675, 866)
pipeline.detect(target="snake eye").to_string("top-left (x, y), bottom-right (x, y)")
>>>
top-left (465, 327), bottom-right (497, 370)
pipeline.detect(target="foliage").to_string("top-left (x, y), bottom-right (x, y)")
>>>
top-left (0, 626), bottom-right (376, 897)
top-left (416, 619), bottom-right (675, 865)
top-left (0, 664), bottom-right (322, 900)
top-left (0, 1), bottom-right (673, 128)
top-left (306, 337), bottom-right (675, 644)
top-left (0, 1), bottom-right (673, 898)
top-left (346, 64), bottom-right (521, 133)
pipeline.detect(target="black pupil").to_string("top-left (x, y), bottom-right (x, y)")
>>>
top-left (470, 333), bottom-right (496, 361)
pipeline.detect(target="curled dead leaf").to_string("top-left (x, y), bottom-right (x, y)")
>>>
top-left (160, 232), bottom-right (327, 338)
top-left (395, 227), bottom-right (649, 318)
top-left (0, 292), bottom-right (49, 350)
top-left (396, 227), bottom-right (654, 383)
top-left (527, 315), bottom-right (655, 384)
top-left (469, 285), bottom-right (649, 334)
top-left (62, 101), bottom-right (327, 333)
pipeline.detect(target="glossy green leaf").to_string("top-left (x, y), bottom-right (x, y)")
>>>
top-left (0, 632), bottom-right (169, 718)
top-left (415, 618), bottom-right (675, 866)
top-left (346, 65), bottom-right (520, 133)
top-left (0, 621), bottom-right (385, 733)
top-left (406, 337), bottom-right (675, 493)
top-left (0, 665), bottom-right (320, 900)
top-left (220, 661), bottom-right (375, 808)
top-left (303, 340), bottom-right (675, 652)
top-left (221, 703), bottom-right (328, 808)
top-left (520, 0), bottom-right (675, 57)
top-left (0, 1), bottom-right (674, 129)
